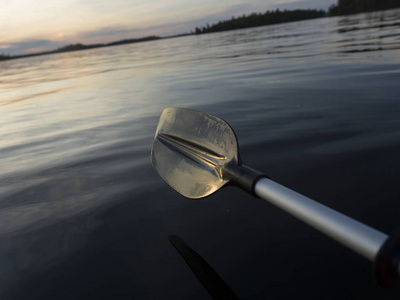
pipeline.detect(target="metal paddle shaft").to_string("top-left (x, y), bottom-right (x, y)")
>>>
top-left (151, 108), bottom-right (400, 287)
top-left (254, 177), bottom-right (387, 261)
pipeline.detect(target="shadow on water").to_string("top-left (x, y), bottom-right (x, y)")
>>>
top-left (168, 235), bottom-right (239, 299)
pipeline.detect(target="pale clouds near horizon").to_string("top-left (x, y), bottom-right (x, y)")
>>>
top-left (1, 0), bottom-right (334, 54)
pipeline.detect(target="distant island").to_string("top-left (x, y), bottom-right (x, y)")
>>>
top-left (193, 9), bottom-right (326, 34)
top-left (0, 36), bottom-right (161, 61)
top-left (328, 0), bottom-right (400, 16)
top-left (193, 0), bottom-right (400, 35)
top-left (2, 1), bottom-right (400, 61)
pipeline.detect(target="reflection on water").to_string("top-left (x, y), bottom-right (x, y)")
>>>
top-left (336, 9), bottom-right (400, 53)
top-left (1, 9), bottom-right (400, 299)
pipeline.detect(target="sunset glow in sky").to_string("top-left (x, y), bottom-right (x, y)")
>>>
top-left (1, 0), bottom-right (334, 55)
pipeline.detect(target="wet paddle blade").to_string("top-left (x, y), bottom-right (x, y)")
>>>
top-left (151, 108), bottom-right (239, 199)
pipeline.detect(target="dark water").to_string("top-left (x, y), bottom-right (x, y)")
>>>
top-left (1, 9), bottom-right (400, 299)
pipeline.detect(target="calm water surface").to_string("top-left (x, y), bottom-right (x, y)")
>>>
top-left (1, 9), bottom-right (400, 299)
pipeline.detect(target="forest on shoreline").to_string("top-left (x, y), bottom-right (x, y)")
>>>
top-left (328, 0), bottom-right (400, 16)
top-left (2, 0), bottom-right (400, 61)
top-left (0, 36), bottom-right (161, 62)
top-left (193, 9), bottom-right (325, 34)
top-left (193, 0), bottom-right (400, 35)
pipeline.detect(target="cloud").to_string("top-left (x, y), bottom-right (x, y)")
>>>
top-left (74, 3), bottom-right (259, 43)
top-left (269, 0), bottom-right (335, 10)
top-left (77, 23), bottom-right (187, 44)
top-left (75, 25), bottom-right (173, 45)
top-left (0, 39), bottom-right (64, 55)
top-left (1, 0), bottom-right (335, 55)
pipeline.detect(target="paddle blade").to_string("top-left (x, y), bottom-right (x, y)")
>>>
top-left (151, 108), bottom-right (239, 199)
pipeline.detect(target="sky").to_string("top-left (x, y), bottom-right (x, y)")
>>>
top-left (1, 0), bottom-right (335, 55)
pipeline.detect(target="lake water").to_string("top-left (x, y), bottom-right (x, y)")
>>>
top-left (1, 9), bottom-right (400, 299)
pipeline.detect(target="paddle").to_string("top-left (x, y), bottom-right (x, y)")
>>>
top-left (151, 107), bottom-right (400, 287)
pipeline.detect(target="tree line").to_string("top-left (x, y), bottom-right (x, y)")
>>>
top-left (194, 9), bottom-right (326, 34)
top-left (0, 36), bottom-right (160, 61)
top-left (193, 1), bottom-right (400, 35)
top-left (329, 0), bottom-right (400, 16)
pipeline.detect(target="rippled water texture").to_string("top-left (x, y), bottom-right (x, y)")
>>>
top-left (1, 10), bottom-right (400, 299)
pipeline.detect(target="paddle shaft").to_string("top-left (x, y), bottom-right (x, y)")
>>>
top-left (254, 177), bottom-right (388, 262)
top-left (151, 108), bottom-right (400, 286)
